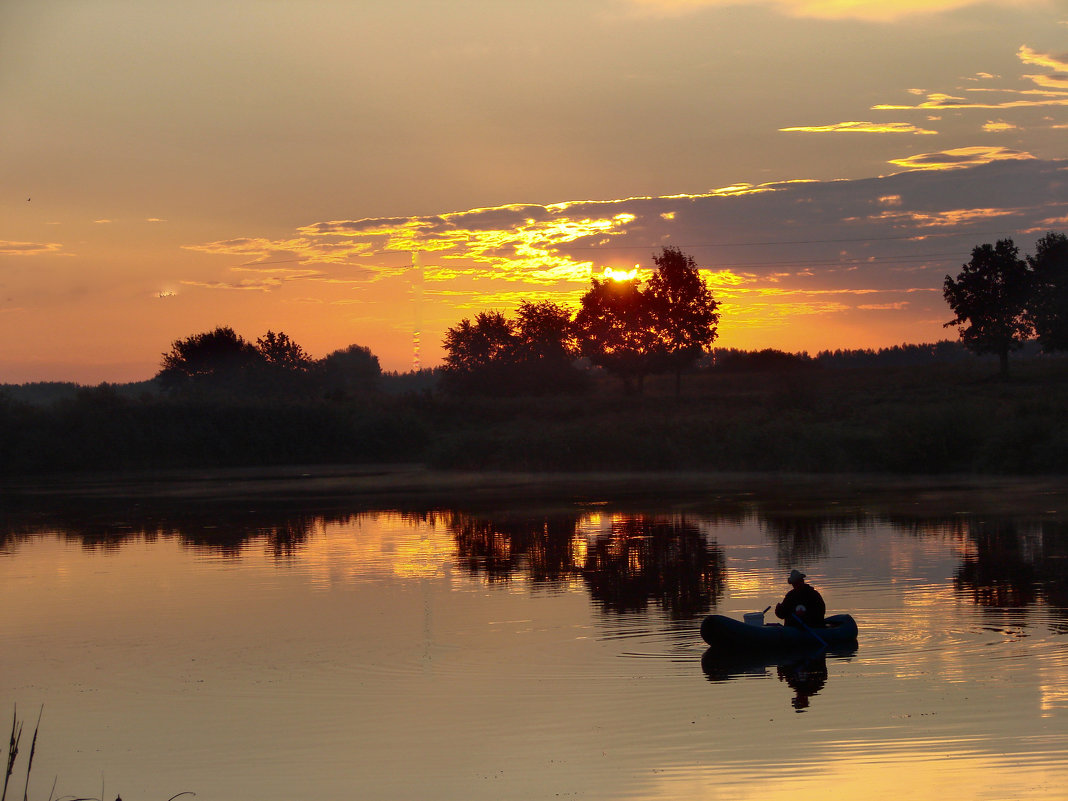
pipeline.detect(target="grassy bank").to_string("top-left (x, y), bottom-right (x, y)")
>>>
top-left (2, 359), bottom-right (1067, 476)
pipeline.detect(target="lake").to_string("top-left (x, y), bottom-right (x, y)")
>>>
top-left (2, 470), bottom-right (1067, 801)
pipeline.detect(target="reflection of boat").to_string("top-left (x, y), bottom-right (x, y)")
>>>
top-left (701, 645), bottom-right (854, 710)
top-left (700, 613), bottom-right (858, 650)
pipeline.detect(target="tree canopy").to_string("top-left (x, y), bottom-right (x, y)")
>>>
top-left (158, 327), bottom-right (380, 398)
top-left (159, 326), bottom-right (261, 390)
top-left (574, 248), bottom-right (719, 394)
top-left (1026, 232), bottom-right (1068, 353)
top-left (943, 239), bottom-right (1032, 377)
top-left (645, 246), bottom-right (720, 394)
top-left (441, 302), bottom-right (582, 395)
top-left (573, 276), bottom-right (659, 394)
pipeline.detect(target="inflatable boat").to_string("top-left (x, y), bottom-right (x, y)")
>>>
top-left (700, 613), bottom-right (858, 650)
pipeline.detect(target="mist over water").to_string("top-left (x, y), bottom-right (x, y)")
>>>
top-left (2, 479), bottom-right (1066, 800)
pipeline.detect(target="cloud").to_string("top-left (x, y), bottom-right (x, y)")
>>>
top-left (181, 158), bottom-right (1067, 342)
top-left (982, 121), bottom-right (1019, 132)
top-left (863, 207), bottom-right (1021, 227)
top-left (780, 121), bottom-right (938, 135)
top-left (0, 240), bottom-right (64, 256)
top-left (874, 45), bottom-right (1068, 113)
top-left (857, 302), bottom-right (911, 310)
top-left (625, 0), bottom-right (1025, 22)
top-left (1017, 45), bottom-right (1068, 73)
top-left (888, 146), bottom-right (1035, 170)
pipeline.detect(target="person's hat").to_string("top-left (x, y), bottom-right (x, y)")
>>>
top-left (788, 569), bottom-right (806, 583)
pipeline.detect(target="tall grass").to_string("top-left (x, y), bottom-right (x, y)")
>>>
top-left (3, 707), bottom-right (193, 801)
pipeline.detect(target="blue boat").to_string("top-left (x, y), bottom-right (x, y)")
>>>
top-left (701, 613), bottom-right (858, 650)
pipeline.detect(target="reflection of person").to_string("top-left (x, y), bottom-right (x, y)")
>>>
top-left (774, 569), bottom-right (825, 628)
top-left (777, 654), bottom-right (828, 711)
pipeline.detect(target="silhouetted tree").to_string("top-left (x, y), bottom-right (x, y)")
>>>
top-left (513, 300), bottom-right (576, 363)
top-left (256, 330), bottom-right (312, 371)
top-left (943, 239), bottom-right (1032, 377)
top-left (574, 277), bottom-right (659, 393)
top-left (645, 247), bottom-right (720, 396)
top-left (441, 305), bottom-right (583, 395)
top-left (442, 311), bottom-right (516, 372)
top-left (317, 344), bottom-right (382, 397)
top-left (158, 326), bottom-right (261, 391)
top-left (1026, 231), bottom-right (1068, 353)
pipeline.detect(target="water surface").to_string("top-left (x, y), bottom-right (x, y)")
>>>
top-left (2, 475), bottom-right (1066, 800)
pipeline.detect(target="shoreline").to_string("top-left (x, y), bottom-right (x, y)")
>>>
top-left (4, 463), bottom-right (1068, 520)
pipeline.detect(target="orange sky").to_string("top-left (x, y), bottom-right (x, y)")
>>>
top-left (2, 1), bottom-right (1067, 382)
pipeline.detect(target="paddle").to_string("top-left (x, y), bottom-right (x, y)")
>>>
top-left (792, 613), bottom-right (827, 649)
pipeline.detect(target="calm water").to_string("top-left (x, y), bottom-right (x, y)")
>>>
top-left (2, 478), bottom-right (1067, 800)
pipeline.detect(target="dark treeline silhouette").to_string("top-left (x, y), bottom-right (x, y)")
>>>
top-left (944, 232), bottom-right (1068, 377)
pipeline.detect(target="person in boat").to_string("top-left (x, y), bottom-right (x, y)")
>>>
top-left (774, 569), bottom-right (826, 628)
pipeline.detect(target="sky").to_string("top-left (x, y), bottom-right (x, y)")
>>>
top-left (2, 0), bottom-right (1067, 383)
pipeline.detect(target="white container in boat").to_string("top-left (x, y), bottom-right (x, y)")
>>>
top-left (743, 612), bottom-right (765, 626)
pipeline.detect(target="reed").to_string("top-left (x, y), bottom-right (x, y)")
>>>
top-left (3, 707), bottom-right (193, 801)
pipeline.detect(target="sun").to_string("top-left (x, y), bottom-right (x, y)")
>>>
top-left (603, 266), bottom-right (639, 281)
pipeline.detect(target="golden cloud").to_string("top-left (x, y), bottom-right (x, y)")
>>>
top-left (866, 207), bottom-right (1020, 227)
top-left (626, 0), bottom-right (1010, 22)
top-left (1017, 46), bottom-right (1068, 73)
top-left (888, 146), bottom-right (1035, 170)
top-left (858, 302), bottom-right (911, 310)
top-left (982, 121), bottom-right (1019, 132)
top-left (0, 240), bottom-right (64, 256)
top-left (780, 121), bottom-right (938, 134)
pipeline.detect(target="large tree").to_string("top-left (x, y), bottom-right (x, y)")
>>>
top-left (442, 311), bottom-right (516, 373)
top-left (442, 305), bottom-right (582, 395)
top-left (158, 326), bottom-right (262, 390)
top-left (1026, 231), bottom-right (1068, 353)
top-left (645, 246), bottom-right (720, 396)
top-left (573, 276), bottom-right (659, 394)
top-left (943, 239), bottom-right (1032, 377)
top-left (256, 330), bottom-right (312, 371)
top-left (513, 300), bottom-right (576, 363)
top-left (317, 344), bottom-right (382, 397)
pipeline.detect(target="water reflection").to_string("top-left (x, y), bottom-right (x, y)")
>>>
top-left (701, 644), bottom-right (856, 711)
top-left (446, 512), bottom-right (725, 619)
top-left (2, 494), bottom-right (1067, 622)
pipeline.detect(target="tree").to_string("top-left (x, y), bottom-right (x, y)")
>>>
top-left (573, 277), bottom-right (659, 393)
top-left (158, 326), bottom-right (261, 390)
top-left (1026, 231), bottom-right (1068, 353)
top-left (645, 246), bottom-right (720, 396)
top-left (513, 300), bottom-right (576, 363)
top-left (441, 304), bottom-right (584, 395)
top-left (442, 311), bottom-right (516, 373)
top-left (256, 330), bottom-right (312, 371)
top-left (943, 239), bottom-right (1032, 377)
top-left (317, 344), bottom-right (382, 397)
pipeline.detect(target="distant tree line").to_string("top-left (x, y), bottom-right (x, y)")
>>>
top-left (158, 326), bottom-right (382, 399)
top-left (944, 232), bottom-right (1068, 376)
top-left (442, 246), bottom-right (720, 395)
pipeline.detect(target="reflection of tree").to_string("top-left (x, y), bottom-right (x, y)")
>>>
top-left (0, 500), bottom-right (338, 560)
top-left (581, 517), bottom-right (725, 619)
top-left (447, 513), bottom-right (584, 584)
top-left (446, 513), bottom-right (725, 619)
top-left (954, 519), bottom-right (1068, 609)
top-left (763, 515), bottom-right (835, 566)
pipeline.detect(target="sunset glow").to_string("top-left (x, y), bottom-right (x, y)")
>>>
top-left (2, 1), bottom-right (1066, 381)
